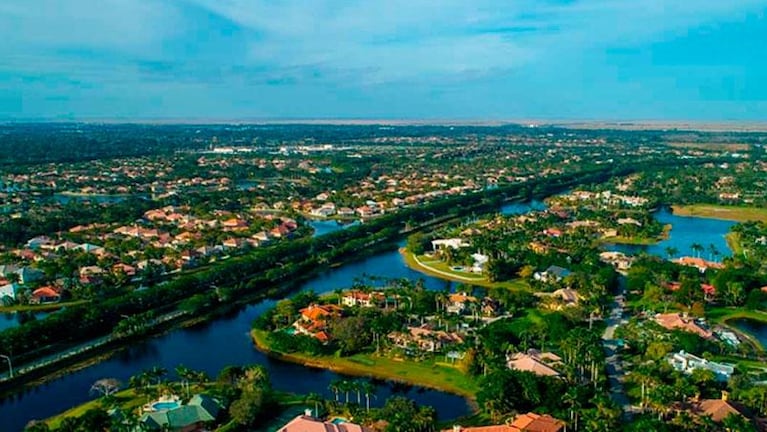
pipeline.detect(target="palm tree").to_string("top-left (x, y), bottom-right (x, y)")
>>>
top-left (360, 380), bottom-right (376, 412)
top-left (148, 366), bottom-right (167, 386)
top-left (664, 246), bottom-right (678, 260)
top-left (328, 380), bottom-right (341, 402)
top-left (175, 365), bottom-right (192, 397)
top-left (353, 380), bottom-right (362, 405)
top-left (708, 243), bottom-right (720, 262)
top-left (340, 380), bottom-right (352, 404)
top-left (691, 243), bottom-right (704, 258)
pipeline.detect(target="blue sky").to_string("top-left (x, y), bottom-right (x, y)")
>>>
top-left (1, 0), bottom-right (766, 120)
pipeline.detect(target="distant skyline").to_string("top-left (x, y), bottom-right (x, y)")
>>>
top-left (1, 1), bottom-right (766, 120)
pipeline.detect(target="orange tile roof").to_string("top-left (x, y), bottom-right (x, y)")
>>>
top-left (442, 413), bottom-right (564, 432)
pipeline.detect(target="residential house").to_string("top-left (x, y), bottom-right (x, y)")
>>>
top-left (277, 412), bottom-right (370, 432)
top-left (388, 326), bottom-right (464, 353)
top-left (16, 267), bottom-right (44, 285)
top-left (0, 283), bottom-right (18, 302)
top-left (431, 238), bottom-right (469, 251)
top-left (252, 231), bottom-right (272, 244)
top-left (674, 392), bottom-right (764, 430)
top-left (668, 351), bottom-right (735, 382)
top-left (548, 288), bottom-right (581, 308)
top-left (445, 412), bottom-right (565, 432)
top-left (138, 394), bottom-right (222, 432)
top-left (599, 251), bottom-right (633, 271)
top-left (674, 256), bottom-right (725, 273)
top-left (533, 266), bottom-right (571, 283)
top-left (112, 263), bottom-right (137, 277)
top-left (507, 350), bottom-right (562, 377)
top-left (30, 286), bottom-right (61, 304)
top-left (293, 304), bottom-right (343, 343)
top-left (222, 238), bottom-right (248, 250)
top-left (446, 292), bottom-right (477, 315)
top-left (222, 218), bottom-right (249, 231)
top-left (341, 290), bottom-right (383, 308)
top-left (25, 236), bottom-right (52, 250)
top-left (355, 206), bottom-right (375, 218)
top-left (471, 253), bottom-right (489, 273)
top-left (655, 313), bottom-right (714, 339)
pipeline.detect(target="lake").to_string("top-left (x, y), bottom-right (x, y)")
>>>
top-left (308, 219), bottom-right (361, 238)
top-left (603, 207), bottom-right (735, 259)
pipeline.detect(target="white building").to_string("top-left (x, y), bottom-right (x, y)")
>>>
top-left (668, 350), bottom-right (734, 382)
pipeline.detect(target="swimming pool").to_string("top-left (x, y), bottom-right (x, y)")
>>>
top-left (152, 401), bottom-right (180, 411)
top-left (330, 418), bottom-right (348, 425)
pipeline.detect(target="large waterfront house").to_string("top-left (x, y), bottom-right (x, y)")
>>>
top-left (388, 326), bottom-right (464, 353)
top-left (341, 290), bottom-right (385, 308)
top-left (293, 303), bottom-right (343, 343)
top-left (445, 412), bottom-right (565, 432)
top-left (138, 394), bottom-right (222, 432)
top-left (277, 412), bottom-right (370, 432)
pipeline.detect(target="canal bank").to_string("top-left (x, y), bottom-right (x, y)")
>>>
top-left (251, 330), bottom-right (479, 401)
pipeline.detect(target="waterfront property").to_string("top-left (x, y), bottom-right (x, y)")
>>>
top-left (277, 411), bottom-right (369, 432)
top-left (667, 350), bottom-right (735, 382)
top-left (138, 394), bottom-right (222, 431)
top-left (446, 412), bottom-right (565, 432)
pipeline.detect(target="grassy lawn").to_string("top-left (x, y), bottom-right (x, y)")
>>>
top-left (401, 249), bottom-right (529, 291)
top-left (600, 236), bottom-right (659, 246)
top-left (599, 225), bottom-right (670, 246)
top-left (0, 300), bottom-right (89, 313)
top-left (707, 307), bottom-right (767, 324)
top-left (252, 330), bottom-right (479, 398)
top-left (46, 389), bottom-right (146, 429)
top-left (726, 232), bottom-right (744, 256)
top-left (672, 204), bottom-right (767, 223)
top-left (710, 355), bottom-right (767, 371)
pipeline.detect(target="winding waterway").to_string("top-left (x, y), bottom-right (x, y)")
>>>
top-left (0, 198), bottom-right (734, 430)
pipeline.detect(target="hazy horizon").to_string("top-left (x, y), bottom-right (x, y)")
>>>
top-left (2, 1), bottom-right (766, 120)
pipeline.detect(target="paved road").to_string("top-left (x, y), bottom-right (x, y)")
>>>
top-left (601, 276), bottom-right (634, 420)
top-left (0, 310), bottom-right (187, 382)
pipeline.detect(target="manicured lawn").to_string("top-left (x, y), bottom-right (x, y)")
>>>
top-left (707, 307), bottom-right (767, 324)
top-left (672, 204), bottom-right (767, 223)
top-left (252, 330), bottom-right (479, 398)
top-left (600, 236), bottom-right (659, 246)
top-left (401, 249), bottom-right (529, 291)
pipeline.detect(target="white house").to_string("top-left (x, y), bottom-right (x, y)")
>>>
top-left (0, 283), bottom-right (18, 302)
top-left (431, 238), bottom-right (469, 251)
top-left (471, 253), bottom-right (489, 273)
top-left (668, 350), bottom-right (734, 382)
